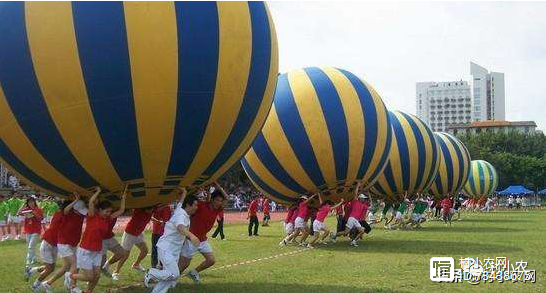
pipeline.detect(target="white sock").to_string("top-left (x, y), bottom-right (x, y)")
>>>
top-left (32, 280), bottom-right (41, 287)
top-left (30, 267), bottom-right (41, 275)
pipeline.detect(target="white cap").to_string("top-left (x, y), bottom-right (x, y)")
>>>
top-left (358, 193), bottom-right (368, 199)
top-left (73, 200), bottom-right (88, 216)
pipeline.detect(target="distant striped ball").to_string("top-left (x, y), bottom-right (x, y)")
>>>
top-left (241, 67), bottom-right (392, 204)
top-left (428, 132), bottom-right (471, 198)
top-left (369, 111), bottom-right (440, 201)
top-left (0, 2), bottom-right (278, 208)
top-left (463, 160), bottom-right (498, 199)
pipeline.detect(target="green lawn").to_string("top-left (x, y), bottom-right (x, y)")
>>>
top-left (1, 210), bottom-right (545, 292)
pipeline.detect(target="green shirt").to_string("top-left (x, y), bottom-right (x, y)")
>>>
top-left (413, 200), bottom-right (427, 214)
top-left (44, 201), bottom-right (59, 217)
top-left (0, 202), bottom-right (8, 219)
top-left (398, 201), bottom-right (408, 213)
top-left (7, 198), bottom-right (24, 216)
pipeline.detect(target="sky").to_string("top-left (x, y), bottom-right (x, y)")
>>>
top-left (268, 1), bottom-right (546, 130)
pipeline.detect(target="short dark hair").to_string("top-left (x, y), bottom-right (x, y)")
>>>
top-left (211, 190), bottom-right (225, 200)
top-left (96, 201), bottom-right (112, 210)
top-left (183, 194), bottom-right (198, 209)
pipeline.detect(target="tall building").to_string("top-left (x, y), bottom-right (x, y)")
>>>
top-left (416, 81), bottom-right (472, 132)
top-left (470, 62), bottom-right (505, 121)
top-left (416, 62), bottom-right (505, 131)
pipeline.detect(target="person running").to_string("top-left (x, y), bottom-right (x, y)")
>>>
top-left (67, 186), bottom-right (126, 293)
top-left (262, 196), bottom-right (271, 227)
top-left (144, 190), bottom-right (200, 293)
top-left (179, 182), bottom-right (227, 285)
top-left (282, 204), bottom-right (298, 237)
top-left (392, 194), bottom-right (410, 229)
top-left (151, 203), bottom-right (173, 268)
top-left (307, 194), bottom-right (343, 247)
top-left (20, 196), bottom-right (43, 266)
top-left (100, 216), bottom-right (124, 278)
top-left (408, 195), bottom-right (428, 228)
top-left (211, 209), bottom-right (225, 240)
top-left (7, 195), bottom-right (24, 240)
top-left (42, 193), bottom-right (88, 290)
top-left (105, 206), bottom-right (154, 280)
top-left (247, 196), bottom-right (259, 236)
top-left (25, 202), bottom-right (64, 292)
top-left (331, 182), bottom-right (370, 247)
top-left (280, 194), bottom-right (317, 246)
top-left (441, 196), bottom-right (453, 226)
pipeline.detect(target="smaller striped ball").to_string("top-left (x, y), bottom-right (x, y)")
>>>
top-left (463, 160), bottom-right (498, 199)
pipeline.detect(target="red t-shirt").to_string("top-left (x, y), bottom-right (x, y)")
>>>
top-left (125, 209), bottom-right (153, 236)
top-left (284, 208), bottom-right (296, 223)
top-left (189, 201), bottom-right (222, 242)
top-left (315, 204), bottom-right (331, 222)
top-left (348, 199), bottom-right (367, 220)
top-left (289, 208), bottom-right (299, 224)
top-left (80, 213), bottom-right (111, 252)
top-left (296, 201), bottom-right (311, 220)
top-left (104, 217), bottom-right (117, 239)
top-left (441, 198), bottom-right (453, 215)
top-left (248, 199), bottom-right (258, 216)
top-left (42, 210), bottom-right (63, 245)
top-left (23, 207), bottom-right (43, 234)
top-left (262, 199), bottom-right (270, 213)
top-left (343, 201), bottom-right (352, 221)
top-left (151, 206), bottom-right (172, 235)
top-left (57, 210), bottom-right (85, 246)
top-left (335, 204), bottom-right (343, 216)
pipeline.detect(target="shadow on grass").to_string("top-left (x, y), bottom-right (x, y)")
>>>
top-left (110, 282), bottom-right (409, 293)
top-left (319, 239), bottom-right (521, 254)
top-left (418, 226), bottom-right (522, 233)
top-left (457, 218), bottom-right (532, 223)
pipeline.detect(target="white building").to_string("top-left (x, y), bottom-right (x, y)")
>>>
top-left (446, 120), bottom-right (538, 136)
top-left (416, 81), bottom-right (472, 132)
top-left (470, 62), bottom-right (505, 121)
top-left (416, 62), bottom-right (505, 132)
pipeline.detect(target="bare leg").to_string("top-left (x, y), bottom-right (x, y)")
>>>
top-left (113, 250), bottom-right (130, 274)
top-left (132, 242), bottom-right (148, 267)
top-left (194, 252), bottom-right (215, 272)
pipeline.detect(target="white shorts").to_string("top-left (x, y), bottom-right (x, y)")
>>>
top-left (57, 244), bottom-right (76, 258)
top-left (180, 240), bottom-right (213, 259)
top-left (0, 220), bottom-right (5, 226)
top-left (40, 240), bottom-right (57, 264)
top-left (8, 215), bottom-right (21, 224)
top-left (312, 219), bottom-right (327, 232)
top-left (411, 213), bottom-right (421, 222)
top-left (346, 217), bottom-right (362, 229)
top-left (450, 208), bottom-right (456, 214)
top-left (102, 237), bottom-right (120, 255)
top-left (284, 222), bottom-right (294, 235)
top-left (294, 217), bottom-right (306, 229)
top-left (121, 232), bottom-right (145, 251)
top-left (395, 211), bottom-right (403, 220)
top-left (76, 248), bottom-right (102, 270)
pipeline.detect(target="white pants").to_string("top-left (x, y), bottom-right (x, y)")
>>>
top-left (148, 247), bottom-right (180, 293)
top-left (39, 240), bottom-right (57, 264)
top-left (26, 233), bottom-right (40, 265)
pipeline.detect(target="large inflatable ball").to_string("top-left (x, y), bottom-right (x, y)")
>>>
top-left (241, 67), bottom-right (392, 204)
top-left (0, 2), bottom-right (278, 208)
top-left (428, 132), bottom-right (471, 198)
top-left (463, 160), bottom-right (498, 199)
top-left (369, 111), bottom-right (440, 201)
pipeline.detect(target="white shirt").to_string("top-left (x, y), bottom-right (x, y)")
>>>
top-left (156, 206), bottom-right (190, 254)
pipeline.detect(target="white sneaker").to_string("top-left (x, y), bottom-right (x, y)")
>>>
top-left (330, 232), bottom-right (337, 243)
top-left (15, 235), bottom-right (21, 240)
top-left (279, 240), bottom-right (287, 246)
top-left (31, 281), bottom-right (41, 292)
top-left (70, 287), bottom-right (83, 293)
top-left (40, 283), bottom-right (53, 293)
top-left (350, 240), bottom-right (359, 247)
top-left (144, 270), bottom-right (155, 288)
top-left (186, 269), bottom-right (201, 284)
top-left (111, 272), bottom-right (120, 281)
top-left (132, 265), bottom-right (146, 273)
top-left (63, 272), bottom-right (73, 290)
top-left (306, 243), bottom-right (313, 249)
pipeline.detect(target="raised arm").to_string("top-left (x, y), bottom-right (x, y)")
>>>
top-left (176, 187), bottom-right (187, 204)
top-left (354, 181), bottom-right (362, 200)
top-left (330, 198), bottom-right (344, 210)
top-left (214, 181), bottom-right (229, 199)
top-left (177, 224), bottom-right (200, 247)
top-left (304, 193), bottom-right (318, 204)
top-left (110, 185), bottom-right (127, 219)
top-left (87, 187), bottom-right (102, 216)
top-left (318, 193), bottom-right (323, 205)
top-left (64, 192), bottom-right (81, 215)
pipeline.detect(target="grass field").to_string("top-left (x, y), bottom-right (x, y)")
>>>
top-left (1, 210), bottom-right (544, 292)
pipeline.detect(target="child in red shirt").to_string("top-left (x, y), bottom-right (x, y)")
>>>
top-left (441, 196), bottom-right (454, 226)
top-left (262, 197), bottom-right (271, 226)
top-left (68, 186), bottom-right (126, 293)
top-left (20, 196), bottom-right (43, 266)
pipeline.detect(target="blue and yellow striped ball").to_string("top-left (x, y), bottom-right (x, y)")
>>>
top-left (428, 132), bottom-right (471, 198)
top-left (369, 111), bottom-right (440, 201)
top-left (241, 67), bottom-right (392, 205)
top-left (463, 160), bottom-right (498, 199)
top-left (0, 2), bottom-right (278, 208)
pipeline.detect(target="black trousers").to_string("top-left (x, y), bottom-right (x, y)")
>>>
top-left (248, 215), bottom-right (259, 236)
top-left (151, 233), bottom-right (161, 268)
top-left (212, 218), bottom-right (225, 239)
top-left (350, 220), bottom-right (372, 239)
top-left (336, 215), bottom-right (346, 233)
top-left (309, 215), bottom-right (316, 236)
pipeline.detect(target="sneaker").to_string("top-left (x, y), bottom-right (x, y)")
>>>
top-left (63, 272), bottom-right (72, 290)
top-left (144, 270), bottom-right (156, 288)
top-left (306, 243), bottom-right (313, 249)
top-left (40, 283), bottom-right (53, 293)
top-left (186, 269), bottom-right (201, 284)
top-left (222, 238), bottom-right (227, 241)
top-left (100, 267), bottom-right (112, 278)
top-left (111, 272), bottom-right (120, 281)
top-left (31, 281), bottom-right (41, 292)
top-left (70, 287), bottom-right (83, 293)
top-left (279, 240), bottom-right (287, 246)
top-left (321, 241), bottom-right (328, 245)
top-left (330, 232), bottom-right (337, 243)
top-left (299, 242), bottom-right (306, 247)
top-left (24, 266), bottom-right (31, 282)
top-left (15, 235), bottom-right (21, 240)
top-left (350, 240), bottom-right (359, 247)
top-left (132, 264), bottom-right (146, 273)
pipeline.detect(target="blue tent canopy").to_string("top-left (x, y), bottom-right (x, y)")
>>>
top-left (497, 185), bottom-right (534, 195)
top-left (537, 188), bottom-right (546, 195)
